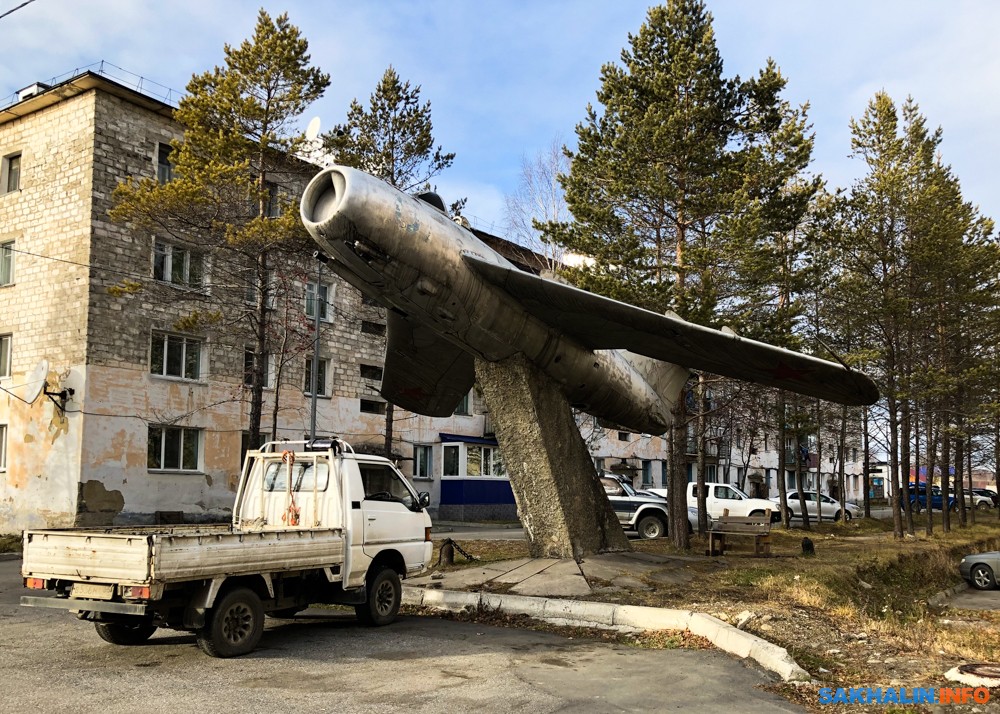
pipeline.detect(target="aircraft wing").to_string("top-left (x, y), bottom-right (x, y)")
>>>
top-left (380, 311), bottom-right (476, 416)
top-left (463, 254), bottom-right (879, 406)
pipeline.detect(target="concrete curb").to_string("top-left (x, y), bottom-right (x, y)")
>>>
top-left (403, 586), bottom-right (810, 682)
top-left (0, 553), bottom-right (21, 562)
top-left (928, 580), bottom-right (969, 607)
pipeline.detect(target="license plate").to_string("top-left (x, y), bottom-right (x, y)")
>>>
top-left (73, 583), bottom-right (114, 600)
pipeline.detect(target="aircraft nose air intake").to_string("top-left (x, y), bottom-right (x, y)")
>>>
top-left (302, 169), bottom-right (347, 224)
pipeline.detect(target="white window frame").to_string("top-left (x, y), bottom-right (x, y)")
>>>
top-left (150, 331), bottom-right (203, 381)
top-left (153, 239), bottom-right (204, 287)
top-left (304, 356), bottom-right (330, 397)
top-left (0, 423), bottom-right (7, 470)
top-left (453, 391), bottom-right (471, 416)
top-left (413, 445), bottom-right (433, 480)
top-left (156, 143), bottom-right (173, 184)
top-left (0, 240), bottom-right (13, 285)
top-left (305, 282), bottom-right (333, 322)
top-left (148, 425), bottom-right (201, 472)
top-left (441, 441), bottom-right (506, 478)
top-left (0, 333), bottom-right (10, 378)
top-left (243, 346), bottom-right (275, 389)
top-left (2, 152), bottom-right (21, 193)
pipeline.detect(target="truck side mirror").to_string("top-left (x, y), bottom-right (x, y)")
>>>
top-left (418, 492), bottom-right (431, 509)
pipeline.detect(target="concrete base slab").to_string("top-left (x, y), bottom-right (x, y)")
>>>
top-left (494, 558), bottom-right (560, 584)
top-left (512, 560), bottom-right (590, 597)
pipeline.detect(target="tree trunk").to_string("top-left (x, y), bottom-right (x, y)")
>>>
top-left (384, 403), bottom-right (395, 459)
top-left (670, 394), bottom-right (691, 550)
top-left (862, 406), bottom-right (871, 519)
top-left (776, 391), bottom-right (790, 529)
top-left (475, 354), bottom-right (630, 559)
top-left (696, 375), bottom-right (709, 535)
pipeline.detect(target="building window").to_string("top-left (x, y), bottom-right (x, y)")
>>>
top-left (594, 457), bottom-right (605, 473)
top-left (618, 431), bottom-right (629, 442)
top-left (0, 333), bottom-right (10, 378)
top-left (153, 239), bottom-right (203, 287)
top-left (148, 425), bottom-right (201, 471)
top-left (0, 240), bottom-right (13, 285)
top-left (360, 364), bottom-right (384, 381)
top-left (244, 269), bottom-right (273, 306)
top-left (443, 444), bottom-right (460, 476)
top-left (305, 282), bottom-right (331, 321)
top-left (641, 460), bottom-right (652, 486)
top-left (3, 153), bottom-right (21, 193)
top-left (151, 332), bottom-right (202, 380)
top-left (240, 431), bottom-right (267, 471)
top-left (360, 399), bottom-right (386, 415)
top-left (304, 357), bottom-right (329, 396)
top-left (414, 445), bottom-right (433, 479)
top-left (243, 347), bottom-right (274, 388)
top-left (0, 423), bottom-right (6, 470)
top-left (264, 180), bottom-right (280, 218)
top-left (442, 442), bottom-right (505, 477)
top-left (360, 320), bottom-right (386, 336)
top-left (453, 391), bottom-right (471, 416)
top-left (156, 143), bottom-right (173, 184)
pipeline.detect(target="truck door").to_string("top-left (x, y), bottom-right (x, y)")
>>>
top-left (358, 462), bottom-right (427, 564)
top-left (711, 485), bottom-right (743, 517)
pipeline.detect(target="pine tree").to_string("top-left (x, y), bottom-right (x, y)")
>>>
top-left (543, 0), bottom-right (817, 546)
top-left (111, 10), bottom-right (331, 448)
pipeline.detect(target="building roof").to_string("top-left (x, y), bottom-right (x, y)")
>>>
top-left (0, 69), bottom-right (175, 127)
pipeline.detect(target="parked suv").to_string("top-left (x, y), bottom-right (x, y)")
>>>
top-left (905, 483), bottom-right (957, 513)
top-left (600, 474), bottom-right (675, 539)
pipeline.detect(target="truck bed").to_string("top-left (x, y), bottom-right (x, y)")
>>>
top-left (22, 525), bottom-right (346, 584)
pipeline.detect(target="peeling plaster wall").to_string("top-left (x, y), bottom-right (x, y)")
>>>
top-left (0, 91), bottom-right (95, 531)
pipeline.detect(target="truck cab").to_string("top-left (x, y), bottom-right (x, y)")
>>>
top-left (687, 481), bottom-right (780, 523)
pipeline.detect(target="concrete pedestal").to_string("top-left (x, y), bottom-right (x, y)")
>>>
top-left (476, 354), bottom-right (631, 559)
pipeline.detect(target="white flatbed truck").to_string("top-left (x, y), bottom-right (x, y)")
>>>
top-left (20, 438), bottom-right (433, 657)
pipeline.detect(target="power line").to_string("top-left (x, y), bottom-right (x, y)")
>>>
top-left (0, 0), bottom-right (38, 21)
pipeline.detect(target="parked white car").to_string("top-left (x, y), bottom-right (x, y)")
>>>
top-left (774, 490), bottom-right (863, 522)
top-left (686, 482), bottom-right (781, 523)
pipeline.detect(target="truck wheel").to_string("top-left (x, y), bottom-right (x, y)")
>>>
top-left (94, 621), bottom-right (157, 646)
top-left (197, 587), bottom-right (264, 658)
top-left (355, 567), bottom-right (401, 627)
top-left (977, 501), bottom-right (992, 512)
top-left (637, 514), bottom-right (666, 539)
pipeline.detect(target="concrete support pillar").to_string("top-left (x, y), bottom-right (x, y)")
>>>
top-left (476, 354), bottom-right (631, 559)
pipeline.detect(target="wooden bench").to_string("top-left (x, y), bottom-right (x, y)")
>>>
top-left (707, 509), bottom-right (772, 556)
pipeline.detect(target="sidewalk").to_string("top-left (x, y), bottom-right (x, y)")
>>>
top-left (407, 549), bottom-right (706, 597)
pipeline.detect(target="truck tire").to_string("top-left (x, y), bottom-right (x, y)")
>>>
top-left (197, 587), bottom-right (264, 658)
top-left (355, 567), bottom-right (401, 626)
top-left (636, 514), bottom-right (666, 539)
top-left (94, 620), bottom-right (157, 646)
top-left (977, 501), bottom-right (992, 512)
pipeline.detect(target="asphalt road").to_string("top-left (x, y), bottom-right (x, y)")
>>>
top-left (943, 586), bottom-right (1000, 611)
top-left (0, 559), bottom-right (802, 713)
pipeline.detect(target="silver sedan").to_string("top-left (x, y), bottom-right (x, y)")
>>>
top-left (960, 551), bottom-right (1000, 590)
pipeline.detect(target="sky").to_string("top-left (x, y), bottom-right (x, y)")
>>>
top-left (2, 0), bottom-right (999, 235)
